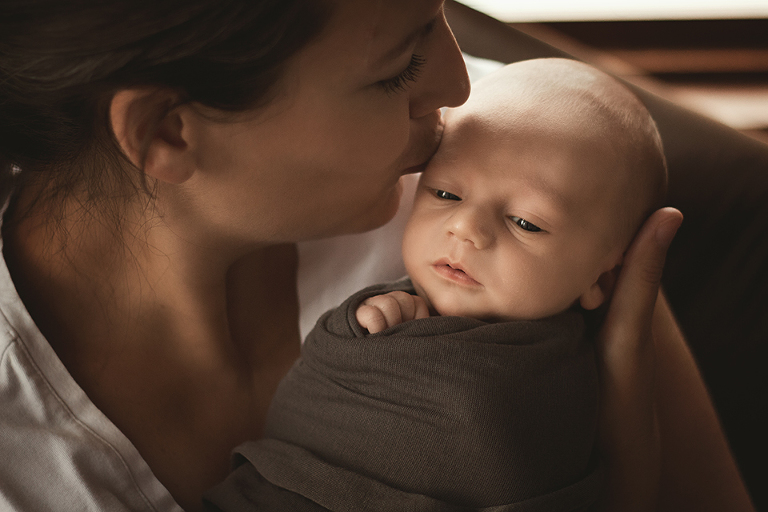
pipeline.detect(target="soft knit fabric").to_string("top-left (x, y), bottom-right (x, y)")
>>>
top-left (206, 279), bottom-right (602, 512)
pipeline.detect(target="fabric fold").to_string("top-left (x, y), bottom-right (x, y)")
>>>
top-left (208, 279), bottom-right (601, 511)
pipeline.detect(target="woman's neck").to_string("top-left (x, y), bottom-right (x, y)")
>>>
top-left (5, 190), bottom-right (226, 363)
top-left (2, 185), bottom-right (301, 510)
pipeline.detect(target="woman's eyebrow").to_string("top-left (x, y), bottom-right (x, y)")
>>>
top-left (373, 16), bottom-right (438, 68)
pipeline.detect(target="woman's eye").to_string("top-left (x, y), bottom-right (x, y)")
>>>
top-left (434, 189), bottom-right (461, 201)
top-left (509, 216), bottom-right (542, 232)
top-left (378, 54), bottom-right (426, 95)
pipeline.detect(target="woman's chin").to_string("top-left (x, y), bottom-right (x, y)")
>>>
top-left (351, 178), bottom-right (405, 234)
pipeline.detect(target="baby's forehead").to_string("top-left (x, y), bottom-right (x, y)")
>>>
top-left (453, 80), bottom-right (623, 137)
top-left (444, 98), bottom-right (639, 217)
top-left (441, 116), bottom-right (627, 204)
top-left (445, 97), bottom-right (626, 179)
top-left (441, 59), bottom-right (665, 249)
top-left (446, 66), bottom-right (647, 184)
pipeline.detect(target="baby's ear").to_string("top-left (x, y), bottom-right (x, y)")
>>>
top-left (579, 263), bottom-right (621, 311)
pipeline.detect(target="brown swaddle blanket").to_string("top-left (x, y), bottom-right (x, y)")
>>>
top-left (205, 279), bottom-right (602, 512)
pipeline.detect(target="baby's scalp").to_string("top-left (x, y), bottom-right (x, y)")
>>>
top-left (453, 58), bottom-right (668, 251)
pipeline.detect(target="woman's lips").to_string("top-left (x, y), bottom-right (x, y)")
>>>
top-left (432, 261), bottom-right (481, 286)
top-left (400, 112), bottom-right (444, 176)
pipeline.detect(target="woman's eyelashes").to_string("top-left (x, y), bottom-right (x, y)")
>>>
top-left (376, 13), bottom-right (439, 96)
top-left (509, 216), bottom-right (542, 232)
top-left (378, 54), bottom-right (426, 95)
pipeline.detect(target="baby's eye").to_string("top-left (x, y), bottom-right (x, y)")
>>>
top-left (434, 189), bottom-right (461, 201)
top-left (509, 216), bottom-right (542, 232)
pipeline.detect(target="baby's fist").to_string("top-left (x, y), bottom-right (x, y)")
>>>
top-left (355, 291), bottom-right (430, 334)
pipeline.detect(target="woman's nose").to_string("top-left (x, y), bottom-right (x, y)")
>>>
top-left (409, 15), bottom-right (470, 120)
top-left (446, 207), bottom-right (494, 250)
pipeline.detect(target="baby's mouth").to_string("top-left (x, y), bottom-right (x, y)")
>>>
top-left (432, 260), bottom-right (481, 286)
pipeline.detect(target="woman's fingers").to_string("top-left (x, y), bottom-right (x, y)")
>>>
top-left (601, 207), bottom-right (683, 353)
top-left (596, 207), bottom-right (682, 511)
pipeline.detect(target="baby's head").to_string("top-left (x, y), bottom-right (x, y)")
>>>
top-left (403, 58), bottom-right (667, 321)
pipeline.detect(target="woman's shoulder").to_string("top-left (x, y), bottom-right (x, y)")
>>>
top-left (0, 226), bottom-right (182, 512)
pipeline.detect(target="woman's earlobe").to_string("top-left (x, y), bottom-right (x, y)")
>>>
top-left (110, 88), bottom-right (195, 184)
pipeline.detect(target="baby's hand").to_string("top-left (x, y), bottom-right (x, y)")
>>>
top-left (355, 291), bottom-right (430, 334)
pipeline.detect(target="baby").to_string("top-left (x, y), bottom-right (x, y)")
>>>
top-left (205, 58), bottom-right (667, 512)
top-left (359, 58), bottom-right (666, 331)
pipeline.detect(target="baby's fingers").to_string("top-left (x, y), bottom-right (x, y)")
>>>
top-left (383, 291), bottom-right (431, 322)
top-left (356, 304), bottom-right (389, 334)
top-left (411, 295), bottom-right (430, 321)
top-left (356, 292), bottom-right (428, 334)
top-left (356, 293), bottom-right (405, 333)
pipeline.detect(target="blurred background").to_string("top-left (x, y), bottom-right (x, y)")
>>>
top-left (458, 0), bottom-right (768, 144)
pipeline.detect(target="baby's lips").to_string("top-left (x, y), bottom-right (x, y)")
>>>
top-left (432, 258), bottom-right (482, 286)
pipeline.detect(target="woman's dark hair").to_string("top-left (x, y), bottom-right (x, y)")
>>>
top-left (0, 0), bottom-right (331, 208)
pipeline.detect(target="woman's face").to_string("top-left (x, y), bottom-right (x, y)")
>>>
top-left (186, 0), bottom-right (470, 246)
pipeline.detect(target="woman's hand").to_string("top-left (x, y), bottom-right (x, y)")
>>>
top-left (598, 206), bottom-right (756, 512)
top-left (356, 291), bottom-right (430, 334)
top-left (596, 207), bottom-right (682, 511)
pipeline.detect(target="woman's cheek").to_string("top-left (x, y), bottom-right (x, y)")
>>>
top-left (341, 96), bottom-right (413, 167)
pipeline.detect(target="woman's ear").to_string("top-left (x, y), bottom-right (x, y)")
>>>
top-left (579, 262), bottom-right (622, 311)
top-left (110, 89), bottom-right (195, 184)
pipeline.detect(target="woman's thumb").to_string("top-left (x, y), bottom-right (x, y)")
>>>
top-left (605, 207), bottom-right (683, 343)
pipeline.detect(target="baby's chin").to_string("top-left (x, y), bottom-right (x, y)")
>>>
top-left (411, 280), bottom-right (517, 321)
top-left (429, 300), bottom-right (500, 322)
top-left (428, 295), bottom-right (558, 323)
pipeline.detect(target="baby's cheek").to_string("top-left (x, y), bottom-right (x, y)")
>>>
top-left (492, 261), bottom-right (551, 318)
top-left (402, 212), bottom-right (430, 264)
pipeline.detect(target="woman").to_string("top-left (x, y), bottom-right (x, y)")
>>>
top-left (0, 0), bottom-right (752, 511)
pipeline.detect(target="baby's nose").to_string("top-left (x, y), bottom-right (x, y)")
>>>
top-left (446, 208), bottom-right (494, 250)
